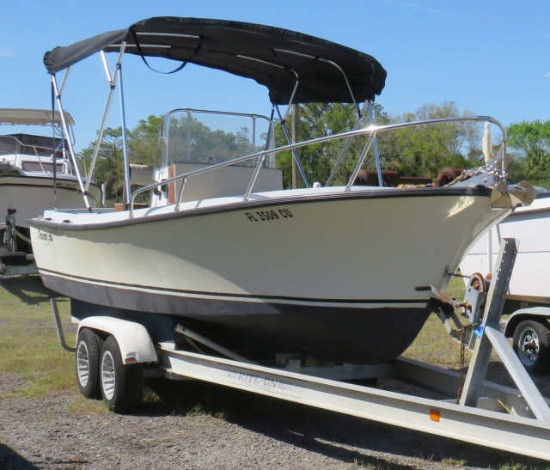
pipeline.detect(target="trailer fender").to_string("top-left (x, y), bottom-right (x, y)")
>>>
top-left (78, 316), bottom-right (158, 364)
top-left (504, 307), bottom-right (550, 337)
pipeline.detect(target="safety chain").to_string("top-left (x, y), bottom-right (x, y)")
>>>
top-left (456, 159), bottom-right (507, 185)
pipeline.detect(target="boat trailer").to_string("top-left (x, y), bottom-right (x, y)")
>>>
top-left (51, 238), bottom-right (550, 462)
top-left (0, 208), bottom-right (37, 277)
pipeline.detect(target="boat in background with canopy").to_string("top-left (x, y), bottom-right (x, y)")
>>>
top-left (0, 108), bottom-right (101, 258)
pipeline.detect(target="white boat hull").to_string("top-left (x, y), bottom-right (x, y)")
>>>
top-left (0, 174), bottom-right (100, 229)
top-left (30, 186), bottom-right (507, 363)
top-left (459, 194), bottom-right (550, 305)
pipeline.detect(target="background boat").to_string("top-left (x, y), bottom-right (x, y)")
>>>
top-left (0, 108), bottom-right (102, 254)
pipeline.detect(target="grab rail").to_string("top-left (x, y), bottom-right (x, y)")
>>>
top-left (129, 115), bottom-right (507, 218)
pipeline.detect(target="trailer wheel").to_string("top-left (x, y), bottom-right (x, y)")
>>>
top-left (75, 328), bottom-right (102, 399)
top-left (100, 335), bottom-right (143, 413)
top-left (512, 320), bottom-right (550, 374)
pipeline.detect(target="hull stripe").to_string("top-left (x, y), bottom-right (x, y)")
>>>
top-left (40, 268), bottom-right (427, 307)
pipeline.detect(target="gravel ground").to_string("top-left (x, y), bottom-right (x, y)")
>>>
top-left (1, 369), bottom-right (549, 469)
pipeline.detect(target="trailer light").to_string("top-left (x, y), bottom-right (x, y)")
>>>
top-left (125, 353), bottom-right (138, 364)
top-left (429, 408), bottom-right (441, 422)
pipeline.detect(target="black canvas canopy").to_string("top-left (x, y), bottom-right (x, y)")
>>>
top-left (43, 17), bottom-right (387, 105)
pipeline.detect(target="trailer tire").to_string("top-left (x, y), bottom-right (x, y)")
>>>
top-left (100, 335), bottom-right (143, 414)
top-left (75, 328), bottom-right (102, 399)
top-left (512, 319), bottom-right (550, 374)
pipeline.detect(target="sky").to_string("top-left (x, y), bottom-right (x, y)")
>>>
top-left (1, 0), bottom-right (550, 150)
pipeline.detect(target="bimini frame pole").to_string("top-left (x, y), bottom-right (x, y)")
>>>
top-left (326, 101), bottom-right (383, 188)
top-left (237, 53), bottom-right (310, 188)
top-left (325, 100), bottom-right (369, 187)
top-left (84, 46), bottom-right (127, 195)
top-left (117, 59), bottom-right (131, 206)
top-left (277, 52), bottom-right (375, 189)
top-left (369, 101), bottom-right (383, 187)
top-left (50, 73), bottom-right (91, 210)
top-left (274, 78), bottom-right (311, 188)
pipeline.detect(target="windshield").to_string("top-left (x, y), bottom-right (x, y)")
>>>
top-left (158, 109), bottom-right (276, 170)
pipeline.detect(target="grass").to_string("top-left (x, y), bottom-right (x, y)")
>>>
top-left (403, 313), bottom-right (468, 368)
top-left (0, 275), bottom-right (75, 397)
top-left (403, 274), bottom-right (471, 369)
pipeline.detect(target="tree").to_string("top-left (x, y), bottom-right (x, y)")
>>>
top-left (381, 102), bottom-right (481, 178)
top-left (128, 115), bottom-right (163, 166)
top-left (80, 127), bottom-right (124, 204)
top-left (507, 120), bottom-right (550, 187)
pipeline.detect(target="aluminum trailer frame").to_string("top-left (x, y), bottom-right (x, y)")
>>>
top-left (158, 346), bottom-right (550, 460)
top-left (53, 238), bottom-right (550, 461)
top-left (0, 258), bottom-right (37, 277)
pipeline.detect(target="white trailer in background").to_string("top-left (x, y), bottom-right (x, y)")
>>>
top-left (52, 239), bottom-right (550, 462)
top-left (460, 191), bottom-right (550, 373)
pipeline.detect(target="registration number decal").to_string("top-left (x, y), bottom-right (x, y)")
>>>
top-left (37, 230), bottom-right (53, 242)
top-left (244, 207), bottom-right (294, 223)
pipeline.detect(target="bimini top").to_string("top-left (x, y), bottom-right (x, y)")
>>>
top-left (0, 108), bottom-right (74, 126)
top-left (43, 16), bottom-right (387, 105)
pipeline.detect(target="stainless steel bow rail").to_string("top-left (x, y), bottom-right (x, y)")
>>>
top-left (52, 238), bottom-right (550, 461)
top-left (128, 114), bottom-right (508, 217)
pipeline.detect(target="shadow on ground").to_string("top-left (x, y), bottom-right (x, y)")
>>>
top-left (0, 275), bottom-right (60, 305)
top-left (0, 444), bottom-right (40, 470)
top-left (142, 377), bottom-right (548, 469)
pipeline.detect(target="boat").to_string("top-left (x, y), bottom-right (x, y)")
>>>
top-left (0, 108), bottom-right (102, 254)
top-left (460, 187), bottom-right (550, 306)
top-left (28, 17), bottom-right (533, 365)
